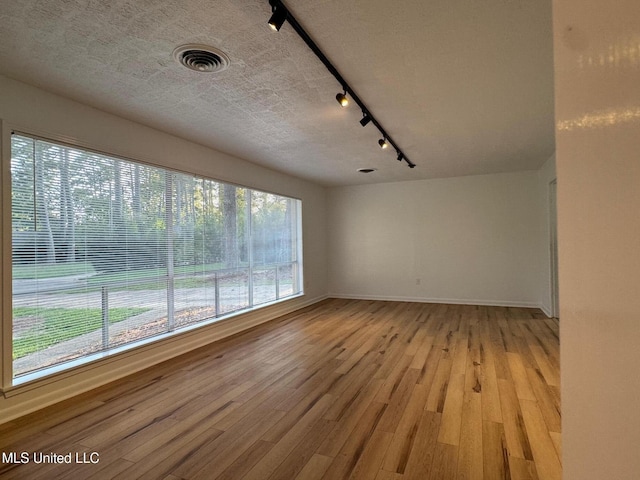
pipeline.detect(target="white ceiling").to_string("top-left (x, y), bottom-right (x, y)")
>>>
top-left (0, 0), bottom-right (555, 186)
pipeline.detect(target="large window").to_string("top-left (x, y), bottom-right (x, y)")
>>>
top-left (10, 134), bottom-right (302, 379)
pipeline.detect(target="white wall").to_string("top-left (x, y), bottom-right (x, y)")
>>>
top-left (327, 171), bottom-right (546, 308)
top-left (0, 75), bottom-right (328, 422)
top-left (554, 0), bottom-right (640, 478)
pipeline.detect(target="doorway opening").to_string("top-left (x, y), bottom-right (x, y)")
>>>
top-left (549, 179), bottom-right (559, 318)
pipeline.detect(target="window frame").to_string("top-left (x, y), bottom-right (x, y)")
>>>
top-left (1, 126), bottom-right (304, 389)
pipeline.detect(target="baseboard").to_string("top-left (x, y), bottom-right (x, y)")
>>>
top-left (0, 294), bottom-right (328, 425)
top-left (328, 292), bottom-right (541, 310)
top-left (539, 303), bottom-right (554, 318)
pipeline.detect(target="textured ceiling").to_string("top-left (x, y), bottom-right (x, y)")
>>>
top-left (0, 0), bottom-right (555, 186)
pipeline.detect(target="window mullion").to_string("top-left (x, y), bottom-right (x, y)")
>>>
top-left (247, 190), bottom-right (254, 308)
top-left (166, 173), bottom-right (175, 331)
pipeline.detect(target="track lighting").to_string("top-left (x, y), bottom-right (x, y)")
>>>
top-left (268, 5), bottom-right (287, 31)
top-left (266, 0), bottom-right (415, 169)
top-left (336, 91), bottom-right (349, 107)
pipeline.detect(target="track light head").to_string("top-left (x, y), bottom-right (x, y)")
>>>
top-left (268, 5), bottom-right (287, 31)
top-left (265, 0), bottom-right (415, 171)
top-left (336, 91), bottom-right (348, 107)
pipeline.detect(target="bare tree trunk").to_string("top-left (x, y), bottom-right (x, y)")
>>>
top-left (284, 199), bottom-right (292, 262)
top-left (60, 149), bottom-right (76, 262)
top-left (113, 159), bottom-right (123, 229)
top-left (222, 184), bottom-right (238, 268)
top-left (133, 164), bottom-right (142, 231)
top-left (35, 144), bottom-right (56, 263)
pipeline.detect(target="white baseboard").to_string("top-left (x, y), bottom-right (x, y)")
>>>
top-left (539, 303), bottom-right (554, 318)
top-left (328, 292), bottom-right (542, 310)
top-left (0, 294), bottom-right (328, 424)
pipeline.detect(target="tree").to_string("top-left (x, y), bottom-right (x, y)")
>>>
top-left (59, 148), bottom-right (76, 262)
top-left (222, 184), bottom-right (238, 268)
top-left (34, 142), bottom-right (56, 264)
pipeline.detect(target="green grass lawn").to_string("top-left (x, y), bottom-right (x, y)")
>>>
top-left (12, 262), bottom-right (95, 279)
top-left (13, 306), bottom-right (149, 359)
top-left (12, 262), bottom-right (226, 282)
top-left (77, 263), bottom-right (228, 292)
top-left (12, 262), bottom-right (287, 291)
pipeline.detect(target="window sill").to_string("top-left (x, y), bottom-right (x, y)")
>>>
top-left (3, 292), bottom-right (305, 397)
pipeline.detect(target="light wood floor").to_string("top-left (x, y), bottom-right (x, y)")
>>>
top-left (0, 299), bottom-right (560, 480)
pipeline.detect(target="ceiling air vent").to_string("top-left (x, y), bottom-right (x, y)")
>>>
top-left (173, 44), bottom-right (230, 73)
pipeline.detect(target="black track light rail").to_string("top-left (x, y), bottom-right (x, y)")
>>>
top-left (267, 0), bottom-right (415, 168)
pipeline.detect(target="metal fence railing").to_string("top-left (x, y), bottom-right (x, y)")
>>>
top-left (13, 261), bottom-right (299, 355)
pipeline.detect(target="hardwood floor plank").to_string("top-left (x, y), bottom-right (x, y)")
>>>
top-left (377, 368), bottom-right (421, 433)
top-left (118, 384), bottom-right (250, 464)
top-left (497, 378), bottom-right (534, 461)
top-left (525, 367), bottom-right (561, 433)
top-left (375, 471), bottom-right (405, 480)
top-left (519, 400), bottom-right (562, 480)
top-left (215, 439), bottom-right (275, 480)
top-left (316, 378), bottom-right (384, 457)
top-left (529, 345), bottom-right (560, 387)
top-left (349, 428), bottom-right (395, 480)
top-left (265, 418), bottom-right (335, 480)
top-left (381, 383), bottom-right (430, 474)
top-left (322, 401), bottom-right (388, 480)
top-left (241, 394), bottom-right (334, 480)
top-left (437, 373), bottom-right (465, 445)
top-left (452, 336), bottom-right (469, 376)
top-left (409, 334), bottom-right (434, 370)
top-left (335, 318), bottom-right (389, 375)
top-left (506, 353), bottom-right (536, 401)
top-left (482, 421), bottom-right (509, 480)
top-left (293, 453), bottom-right (333, 480)
top-left (427, 442), bottom-right (459, 480)
top-left (509, 457), bottom-right (540, 480)
top-left (323, 362), bottom-right (379, 421)
top-left (170, 405), bottom-right (287, 479)
top-left (113, 428), bottom-right (225, 479)
top-left (478, 326), bottom-right (503, 424)
top-left (425, 357), bottom-right (453, 413)
top-left (491, 330), bottom-right (514, 383)
top-left (0, 299), bottom-right (559, 480)
top-left (402, 410), bottom-right (441, 480)
top-left (549, 431), bottom-right (562, 463)
top-left (497, 320), bottom-right (519, 355)
top-left (456, 390), bottom-right (483, 480)
top-left (0, 400), bottom-right (105, 450)
top-left (84, 458), bottom-right (135, 480)
top-left (211, 384), bottom-right (296, 431)
top-left (416, 342), bottom-right (443, 388)
top-left (405, 323), bottom-right (428, 357)
top-left (374, 355), bottom-right (414, 403)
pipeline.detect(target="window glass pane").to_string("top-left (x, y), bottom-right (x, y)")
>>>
top-left (10, 134), bottom-right (302, 379)
top-left (253, 267), bottom-right (277, 306)
top-left (218, 269), bottom-right (249, 315)
top-left (278, 263), bottom-right (295, 299)
top-left (250, 192), bottom-right (300, 303)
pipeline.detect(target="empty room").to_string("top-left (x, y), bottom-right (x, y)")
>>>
top-left (0, 0), bottom-right (638, 479)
